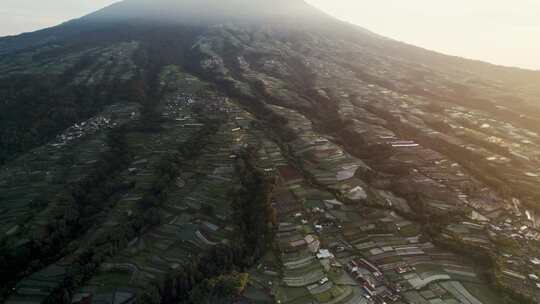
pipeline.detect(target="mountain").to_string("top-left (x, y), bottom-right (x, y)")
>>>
top-left (87, 0), bottom-right (327, 22)
top-left (1, 1), bottom-right (540, 304)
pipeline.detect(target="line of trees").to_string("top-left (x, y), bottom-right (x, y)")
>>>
top-left (0, 125), bottom-right (131, 301)
top-left (1, 27), bottom-right (203, 301)
top-left (137, 150), bottom-right (276, 304)
top-left (43, 99), bottom-right (228, 303)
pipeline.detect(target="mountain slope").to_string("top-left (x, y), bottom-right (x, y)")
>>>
top-left (1, 1), bottom-right (540, 304)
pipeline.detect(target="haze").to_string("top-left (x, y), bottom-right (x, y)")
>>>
top-left (1, 0), bottom-right (538, 70)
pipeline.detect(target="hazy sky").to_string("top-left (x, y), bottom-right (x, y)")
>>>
top-left (1, 0), bottom-right (539, 70)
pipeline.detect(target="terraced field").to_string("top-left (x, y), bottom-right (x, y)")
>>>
top-left (2, 0), bottom-right (540, 303)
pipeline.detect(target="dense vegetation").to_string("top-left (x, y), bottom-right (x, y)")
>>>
top-left (0, 23), bottom-right (204, 166)
top-left (0, 126), bottom-right (131, 300)
top-left (0, 71), bottom-right (140, 165)
top-left (143, 151), bottom-right (276, 304)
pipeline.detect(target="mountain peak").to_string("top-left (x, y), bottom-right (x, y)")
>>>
top-left (85, 0), bottom-right (326, 26)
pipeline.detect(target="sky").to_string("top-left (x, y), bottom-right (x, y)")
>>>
top-left (0, 0), bottom-right (539, 70)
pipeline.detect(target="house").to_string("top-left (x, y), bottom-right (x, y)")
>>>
top-left (347, 186), bottom-right (368, 200)
top-left (319, 277), bottom-right (329, 285)
top-left (304, 235), bottom-right (320, 253)
top-left (317, 249), bottom-right (335, 260)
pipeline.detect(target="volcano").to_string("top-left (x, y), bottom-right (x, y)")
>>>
top-left (1, 1), bottom-right (540, 304)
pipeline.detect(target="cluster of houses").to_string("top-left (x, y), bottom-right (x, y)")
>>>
top-left (51, 103), bottom-right (140, 148)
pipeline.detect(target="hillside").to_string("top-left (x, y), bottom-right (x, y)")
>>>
top-left (1, 1), bottom-right (540, 304)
